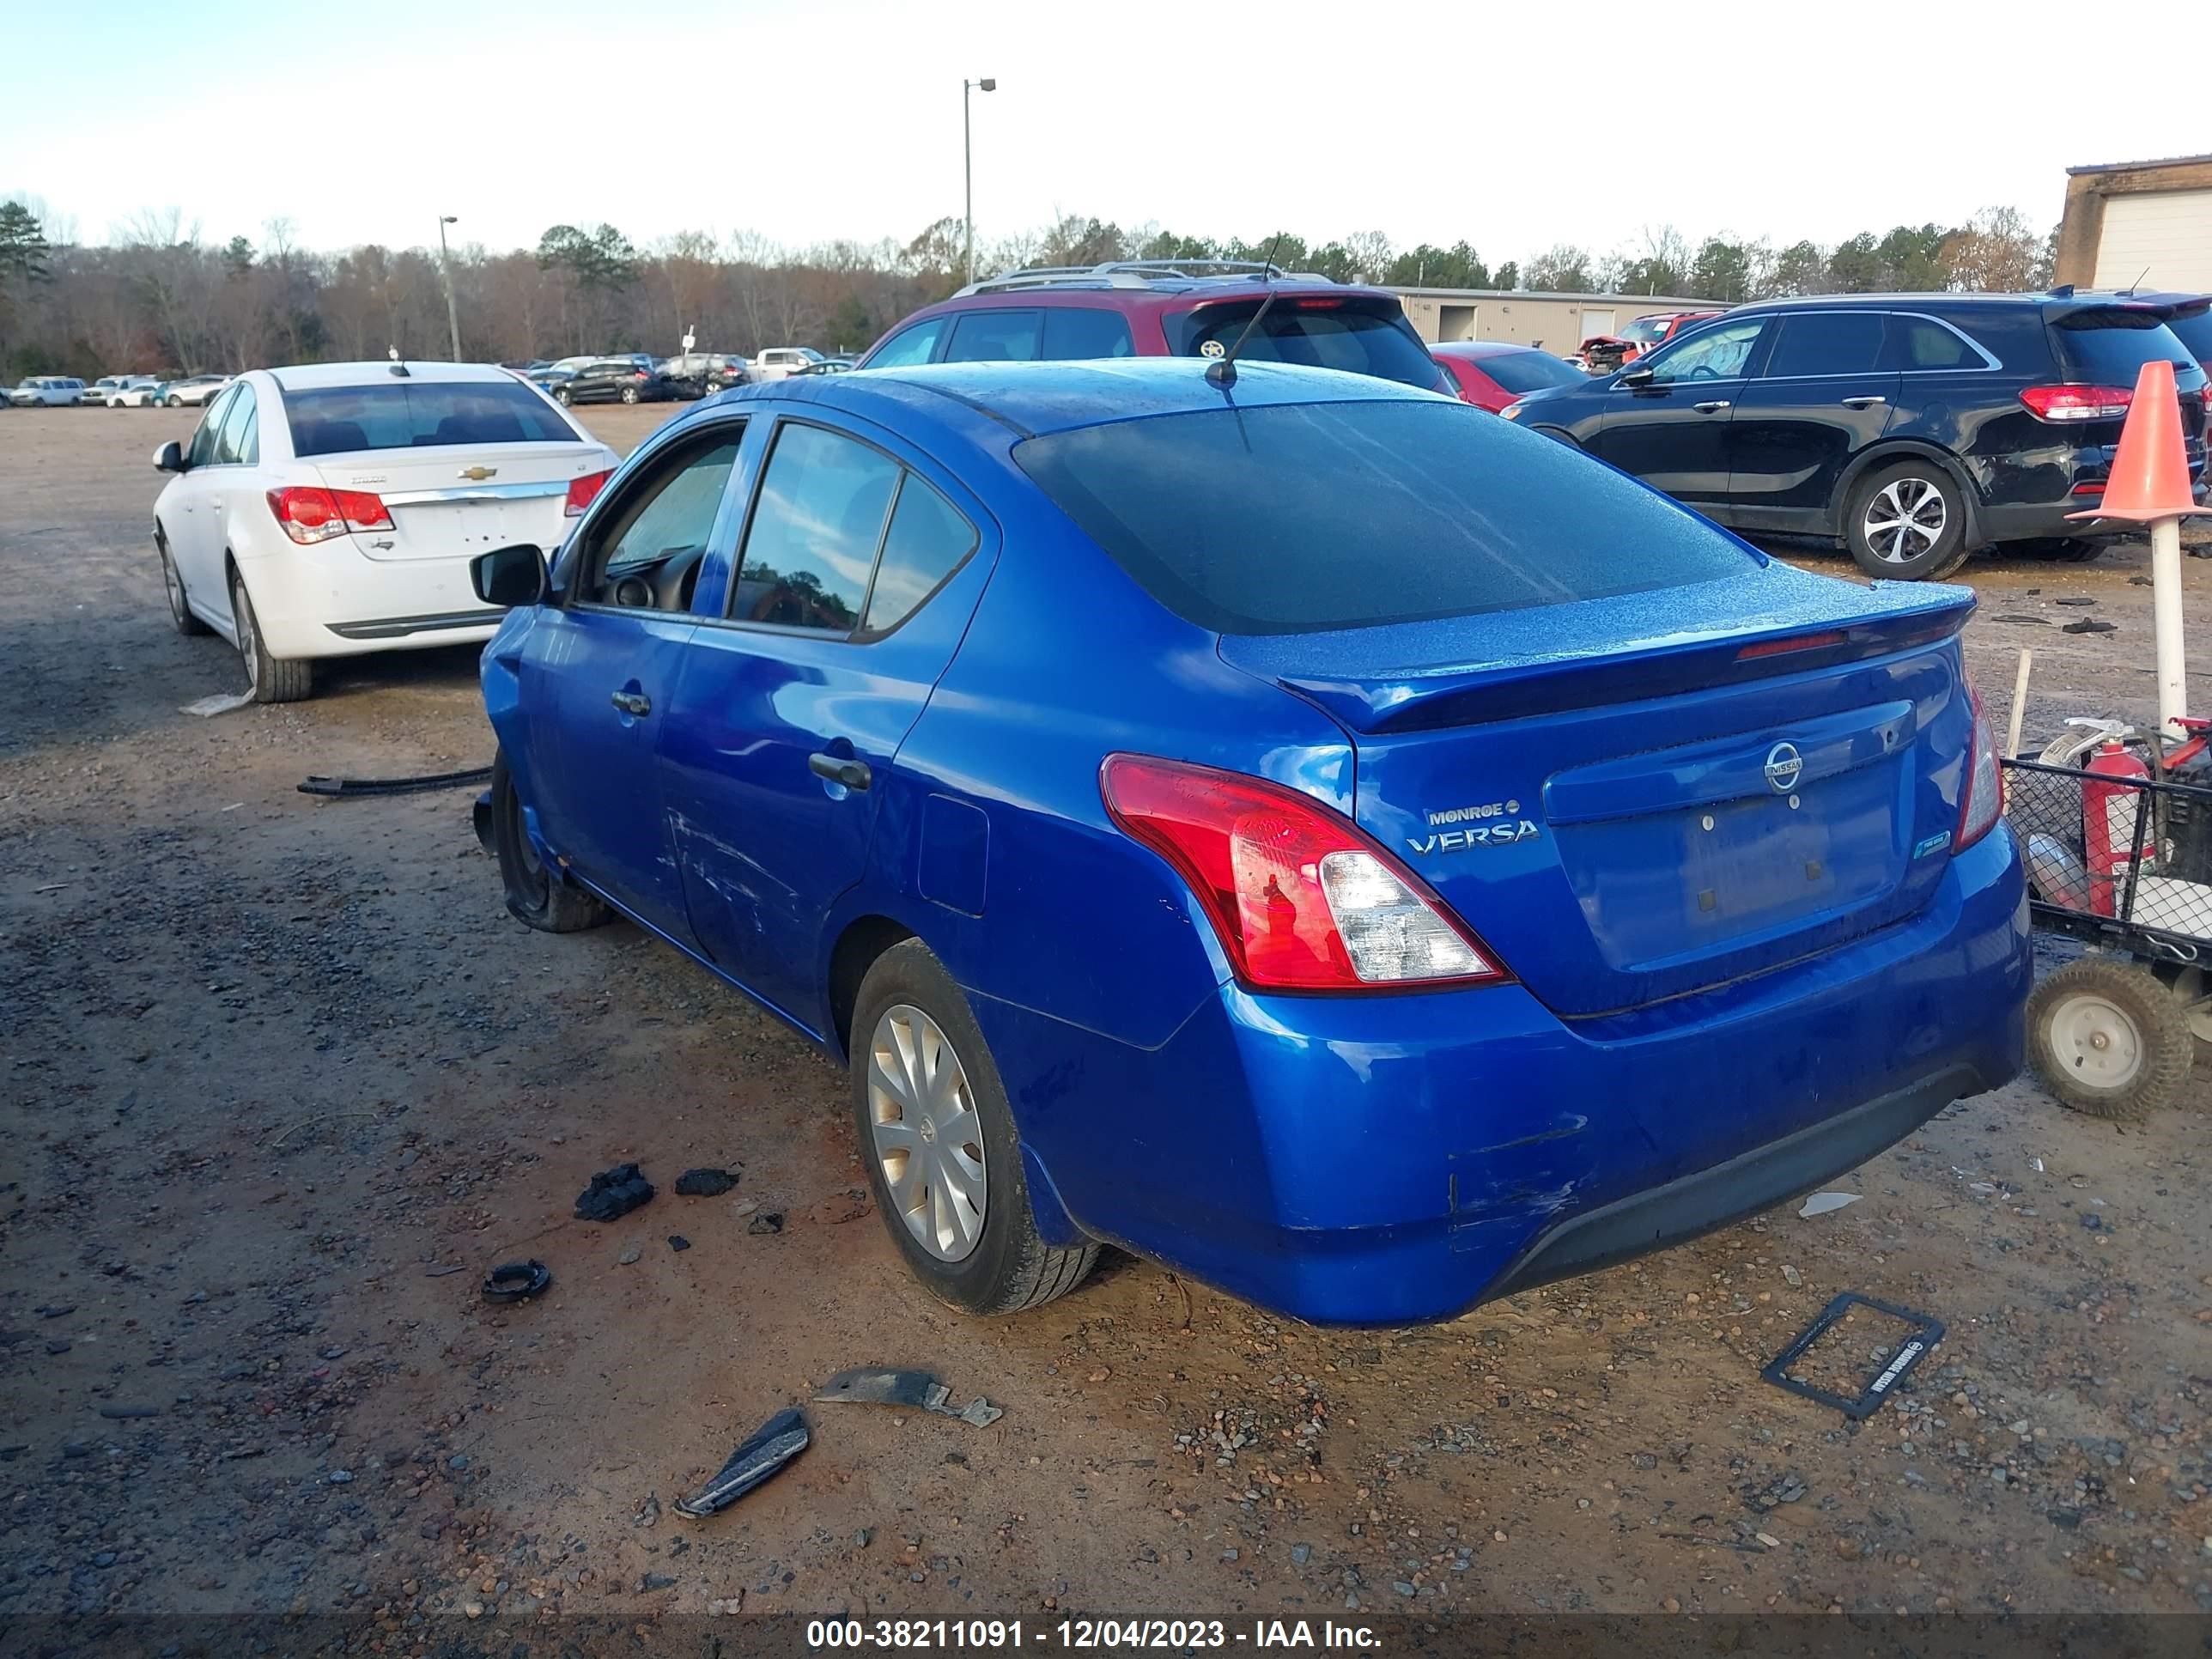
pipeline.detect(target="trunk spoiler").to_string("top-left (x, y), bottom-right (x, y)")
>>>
top-left (1219, 576), bottom-right (1974, 737)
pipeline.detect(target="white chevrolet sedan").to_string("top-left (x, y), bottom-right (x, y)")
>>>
top-left (152, 362), bottom-right (619, 701)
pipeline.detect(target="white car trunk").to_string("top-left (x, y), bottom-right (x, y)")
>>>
top-left (313, 442), bottom-right (592, 562)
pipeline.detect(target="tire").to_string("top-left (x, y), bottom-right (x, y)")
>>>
top-left (228, 572), bottom-right (312, 702)
top-left (157, 531), bottom-right (209, 635)
top-left (555, 387), bottom-right (572, 405)
top-left (1845, 460), bottom-right (1971, 580)
top-left (849, 939), bottom-right (1097, 1316)
top-left (166, 394), bottom-right (183, 408)
top-left (620, 385), bottom-right (640, 404)
top-left (490, 753), bottom-right (611, 933)
top-left (2027, 957), bottom-right (2193, 1121)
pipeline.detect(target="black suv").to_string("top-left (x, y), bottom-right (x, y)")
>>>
top-left (1502, 292), bottom-right (2209, 579)
top-left (552, 357), bottom-right (677, 407)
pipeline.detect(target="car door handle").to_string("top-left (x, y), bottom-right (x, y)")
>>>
top-left (610, 690), bottom-right (652, 716)
top-left (1692, 400), bottom-right (1731, 414)
top-left (808, 752), bottom-right (872, 792)
top-left (1842, 394), bottom-right (1887, 409)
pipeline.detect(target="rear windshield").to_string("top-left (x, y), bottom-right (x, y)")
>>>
top-left (1472, 349), bottom-right (1589, 394)
top-left (1616, 316), bottom-right (1668, 342)
top-left (1015, 400), bottom-right (1754, 635)
top-left (283, 381), bottom-right (580, 456)
top-left (1168, 300), bottom-right (1442, 391)
top-left (2164, 307), bottom-right (2212, 363)
top-left (2050, 312), bottom-right (2201, 385)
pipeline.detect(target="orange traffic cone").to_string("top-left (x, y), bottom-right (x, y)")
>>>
top-left (2068, 358), bottom-right (2210, 523)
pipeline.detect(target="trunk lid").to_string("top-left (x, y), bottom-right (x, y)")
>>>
top-left (1219, 567), bottom-right (1978, 1018)
top-left (313, 443), bottom-right (600, 562)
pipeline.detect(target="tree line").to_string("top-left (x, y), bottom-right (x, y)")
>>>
top-left (0, 198), bottom-right (2057, 380)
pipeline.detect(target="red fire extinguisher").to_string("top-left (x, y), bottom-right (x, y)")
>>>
top-left (2082, 740), bottom-right (2152, 916)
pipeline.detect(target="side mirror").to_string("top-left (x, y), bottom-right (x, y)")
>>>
top-left (1619, 367), bottom-right (1656, 389)
top-left (154, 440), bottom-right (185, 473)
top-left (471, 543), bottom-right (549, 608)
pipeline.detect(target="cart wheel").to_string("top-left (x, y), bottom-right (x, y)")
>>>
top-left (2027, 957), bottom-right (2193, 1121)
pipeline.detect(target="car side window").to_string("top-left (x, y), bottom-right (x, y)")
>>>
top-left (1761, 312), bottom-right (1887, 378)
top-left (731, 423), bottom-right (901, 633)
top-left (187, 386), bottom-right (236, 467)
top-left (573, 428), bottom-right (744, 606)
top-left (1041, 307), bottom-right (1136, 360)
top-left (860, 474), bottom-right (978, 635)
top-left (868, 318), bottom-right (946, 368)
top-left (1639, 318), bottom-right (1764, 384)
top-left (943, 309), bottom-right (1042, 363)
top-left (1884, 317), bottom-right (1980, 372)
top-left (214, 385), bottom-right (257, 464)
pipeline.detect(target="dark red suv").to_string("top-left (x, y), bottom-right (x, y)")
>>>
top-left (856, 261), bottom-right (1449, 392)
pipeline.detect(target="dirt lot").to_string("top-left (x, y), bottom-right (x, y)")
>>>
top-left (3, 402), bottom-right (2209, 1645)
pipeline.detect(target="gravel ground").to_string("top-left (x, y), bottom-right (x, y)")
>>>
top-left (2, 402), bottom-right (2209, 1643)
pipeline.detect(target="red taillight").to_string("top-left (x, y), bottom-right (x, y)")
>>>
top-left (1099, 754), bottom-right (1505, 993)
top-left (1736, 629), bottom-right (1848, 661)
top-left (2070, 482), bottom-right (2106, 495)
top-left (1293, 297), bottom-right (1344, 309)
top-left (633, 370), bottom-right (648, 380)
top-left (2020, 385), bottom-right (2135, 422)
top-left (265, 485), bottom-right (391, 544)
top-left (564, 469), bottom-right (612, 517)
top-left (1954, 684), bottom-right (2004, 853)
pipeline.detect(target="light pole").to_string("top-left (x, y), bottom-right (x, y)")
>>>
top-left (963, 76), bottom-right (995, 283)
top-left (436, 215), bottom-right (462, 362)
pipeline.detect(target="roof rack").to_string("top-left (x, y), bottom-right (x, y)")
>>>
top-left (953, 258), bottom-right (1337, 297)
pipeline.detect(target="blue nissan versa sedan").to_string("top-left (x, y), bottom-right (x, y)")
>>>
top-left (469, 358), bottom-right (2029, 1326)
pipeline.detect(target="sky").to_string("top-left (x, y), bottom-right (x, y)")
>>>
top-left (5, 0), bottom-right (2203, 264)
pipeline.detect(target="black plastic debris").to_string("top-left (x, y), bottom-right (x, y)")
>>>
top-left (813, 1366), bottom-right (1005, 1428)
top-left (2062, 618), bottom-right (2118, 635)
top-left (2053, 596), bottom-right (2097, 607)
top-left (482, 1261), bottom-right (552, 1303)
top-left (575, 1164), bottom-right (654, 1223)
top-left (1993, 615), bottom-right (2051, 626)
top-left (298, 765), bottom-right (494, 799)
top-left (674, 1168), bottom-right (738, 1198)
top-left (746, 1212), bottom-right (784, 1236)
top-left (668, 1236), bottom-right (690, 1252)
top-left (1760, 1293), bottom-right (1943, 1420)
top-left (672, 1407), bottom-right (809, 1518)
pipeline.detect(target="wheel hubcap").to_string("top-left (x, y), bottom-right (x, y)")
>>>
top-left (1863, 477), bottom-right (1948, 562)
top-left (867, 1004), bottom-right (987, 1262)
top-left (2050, 992), bottom-right (2143, 1091)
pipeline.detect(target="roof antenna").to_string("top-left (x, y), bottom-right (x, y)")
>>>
top-left (387, 345), bottom-right (410, 378)
top-left (1206, 234), bottom-right (1285, 389)
top-left (2121, 264), bottom-right (2150, 296)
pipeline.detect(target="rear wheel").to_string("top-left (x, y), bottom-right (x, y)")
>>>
top-left (490, 753), bottom-right (611, 933)
top-left (157, 531), bottom-right (209, 635)
top-left (2027, 957), bottom-right (2193, 1121)
top-left (1845, 461), bottom-right (1970, 580)
top-left (850, 939), bottom-right (1097, 1316)
top-left (555, 386), bottom-right (572, 405)
top-left (228, 572), bottom-right (312, 702)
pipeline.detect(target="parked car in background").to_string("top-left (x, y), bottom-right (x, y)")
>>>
top-left (1578, 308), bottom-right (1726, 374)
top-left (2078, 289), bottom-right (2212, 376)
top-left (149, 361), bottom-right (617, 703)
top-left (9, 375), bottom-right (89, 406)
top-left (792, 356), bottom-right (855, 376)
top-left (662, 351), bottom-right (750, 392)
top-left (551, 358), bottom-right (677, 406)
top-left (750, 345), bottom-right (827, 380)
top-left (1431, 342), bottom-right (1589, 411)
top-left (103, 375), bottom-right (164, 407)
top-left (164, 374), bottom-right (232, 407)
top-left (1502, 292), bottom-right (2210, 579)
top-left (858, 260), bottom-right (1449, 393)
top-left (467, 356), bottom-right (2025, 1326)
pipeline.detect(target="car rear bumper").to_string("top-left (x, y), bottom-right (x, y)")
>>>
top-left (981, 825), bottom-right (2028, 1326)
top-left (238, 541), bottom-right (504, 659)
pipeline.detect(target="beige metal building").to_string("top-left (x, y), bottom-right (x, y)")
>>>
top-left (1390, 287), bottom-right (1721, 352)
top-left (2054, 154), bottom-right (2212, 290)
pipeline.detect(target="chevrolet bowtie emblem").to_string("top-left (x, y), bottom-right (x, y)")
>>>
top-left (458, 465), bottom-right (499, 481)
